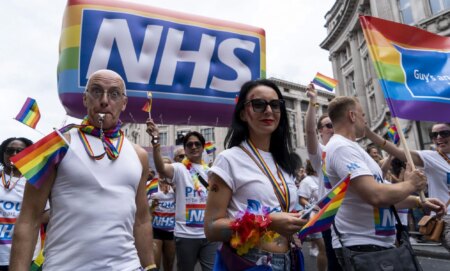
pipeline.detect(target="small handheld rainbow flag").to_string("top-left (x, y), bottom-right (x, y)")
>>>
top-left (384, 122), bottom-right (400, 144)
top-left (142, 91), bottom-right (153, 113)
top-left (297, 174), bottom-right (350, 240)
top-left (205, 142), bottom-right (216, 154)
top-left (146, 177), bottom-right (159, 197)
top-left (312, 72), bottom-right (338, 92)
top-left (10, 129), bottom-right (69, 188)
top-left (15, 97), bottom-right (41, 129)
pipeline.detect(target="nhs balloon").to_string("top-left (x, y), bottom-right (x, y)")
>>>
top-left (58, 0), bottom-right (265, 126)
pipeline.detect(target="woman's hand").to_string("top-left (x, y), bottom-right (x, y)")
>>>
top-left (268, 212), bottom-right (307, 237)
top-left (422, 198), bottom-right (447, 217)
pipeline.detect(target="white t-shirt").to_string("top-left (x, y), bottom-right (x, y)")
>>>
top-left (209, 141), bottom-right (297, 219)
top-left (325, 134), bottom-right (396, 248)
top-left (0, 173), bottom-right (41, 265)
top-left (170, 163), bottom-right (208, 238)
top-left (308, 143), bottom-right (329, 199)
top-left (297, 175), bottom-right (320, 205)
top-left (149, 187), bottom-right (176, 232)
top-left (418, 150), bottom-right (450, 215)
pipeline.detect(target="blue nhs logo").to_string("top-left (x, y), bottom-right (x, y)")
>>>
top-left (79, 10), bottom-right (262, 98)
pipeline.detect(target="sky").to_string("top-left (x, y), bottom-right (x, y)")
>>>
top-left (0, 0), bottom-right (335, 143)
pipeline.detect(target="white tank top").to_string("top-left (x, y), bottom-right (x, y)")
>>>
top-left (43, 129), bottom-right (142, 270)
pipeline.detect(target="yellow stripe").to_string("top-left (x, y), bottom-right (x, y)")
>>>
top-left (366, 44), bottom-right (400, 66)
top-left (60, 25), bottom-right (81, 50)
top-left (19, 141), bottom-right (66, 173)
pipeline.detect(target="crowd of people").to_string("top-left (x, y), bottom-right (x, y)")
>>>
top-left (0, 70), bottom-right (448, 270)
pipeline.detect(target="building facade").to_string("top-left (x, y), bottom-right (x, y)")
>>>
top-left (123, 78), bottom-right (335, 162)
top-left (321, 0), bottom-right (450, 150)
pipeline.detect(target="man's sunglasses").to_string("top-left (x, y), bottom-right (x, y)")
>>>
top-left (321, 123), bottom-right (333, 129)
top-left (5, 147), bottom-right (24, 156)
top-left (186, 141), bottom-right (202, 148)
top-left (429, 130), bottom-right (450, 139)
top-left (244, 99), bottom-right (284, 113)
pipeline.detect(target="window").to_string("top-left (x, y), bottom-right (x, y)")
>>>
top-left (200, 128), bottom-right (215, 142)
top-left (160, 132), bottom-right (168, 146)
top-left (398, 0), bottom-right (414, 24)
top-left (176, 130), bottom-right (190, 145)
top-left (429, 0), bottom-right (450, 14)
top-left (300, 101), bottom-right (309, 113)
top-left (346, 72), bottom-right (356, 95)
top-left (284, 98), bottom-right (295, 110)
top-left (369, 94), bottom-right (377, 119)
top-left (288, 113), bottom-right (298, 147)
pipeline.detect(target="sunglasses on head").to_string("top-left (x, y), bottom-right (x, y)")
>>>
top-left (429, 130), bottom-right (450, 139)
top-left (244, 99), bottom-right (284, 113)
top-left (186, 141), bottom-right (202, 148)
top-left (5, 147), bottom-right (24, 156)
top-left (322, 123), bottom-right (333, 129)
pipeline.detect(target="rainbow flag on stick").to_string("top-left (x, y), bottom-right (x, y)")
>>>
top-left (360, 16), bottom-right (450, 122)
top-left (205, 142), bottom-right (216, 154)
top-left (297, 174), bottom-right (350, 240)
top-left (312, 72), bottom-right (338, 92)
top-left (142, 92), bottom-right (153, 113)
top-left (15, 97), bottom-right (41, 129)
top-left (384, 122), bottom-right (400, 144)
top-left (146, 178), bottom-right (159, 197)
top-left (10, 130), bottom-right (68, 188)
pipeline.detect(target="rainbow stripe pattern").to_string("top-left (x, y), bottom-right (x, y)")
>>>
top-left (204, 142), bottom-right (216, 154)
top-left (298, 174), bottom-right (350, 240)
top-left (312, 72), bottom-right (338, 92)
top-left (10, 130), bottom-right (68, 188)
top-left (141, 92), bottom-right (153, 113)
top-left (360, 15), bottom-right (450, 122)
top-left (146, 178), bottom-right (159, 197)
top-left (58, 0), bottom-right (265, 126)
top-left (384, 122), bottom-right (400, 144)
top-left (14, 97), bottom-right (41, 129)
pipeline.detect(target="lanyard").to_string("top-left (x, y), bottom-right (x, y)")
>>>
top-left (240, 140), bottom-right (290, 212)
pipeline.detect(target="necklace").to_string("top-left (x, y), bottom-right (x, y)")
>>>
top-left (78, 129), bottom-right (124, 160)
top-left (1, 170), bottom-right (21, 190)
top-left (437, 150), bottom-right (450, 164)
top-left (181, 158), bottom-right (209, 192)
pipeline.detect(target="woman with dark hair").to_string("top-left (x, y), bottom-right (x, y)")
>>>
top-left (0, 137), bottom-right (41, 270)
top-left (204, 79), bottom-right (306, 270)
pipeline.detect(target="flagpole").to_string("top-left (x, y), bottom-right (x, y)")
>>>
top-left (392, 117), bottom-right (426, 202)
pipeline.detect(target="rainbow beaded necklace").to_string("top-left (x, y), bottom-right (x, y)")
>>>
top-left (181, 158), bottom-right (209, 192)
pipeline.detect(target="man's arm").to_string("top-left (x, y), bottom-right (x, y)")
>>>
top-left (351, 163), bottom-right (426, 207)
top-left (146, 119), bottom-right (174, 179)
top-left (364, 126), bottom-right (424, 167)
top-left (305, 83), bottom-right (319, 155)
top-left (133, 144), bottom-right (155, 268)
top-left (10, 171), bottom-right (55, 271)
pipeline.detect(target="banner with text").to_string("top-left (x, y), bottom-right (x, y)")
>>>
top-left (58, 0), bottom-right (266, 126)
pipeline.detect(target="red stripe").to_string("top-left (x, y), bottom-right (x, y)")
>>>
top-left (153, 212), bottom-right (175, 217)
top-left (185, 204), bottom-right (206, 209)
top-left (0, 217), bottom-right (16, 223)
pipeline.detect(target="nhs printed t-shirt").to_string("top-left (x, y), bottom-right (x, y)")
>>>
top-left (170, 163), bottom-right (208, 238)
top-left (209, 141), bottom-right (297, 218)
top-left (149, 188), bottom-right (176, 231)
top-left (418, 150), bottom-right (450, 215)
top-left (325, 134), bottom-right (396, 248)
top-left (0, 173), bottom-right (41, 265)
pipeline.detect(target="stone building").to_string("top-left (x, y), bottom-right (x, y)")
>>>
top-left (123, 78), bottom-right (335, 163)
top-left (321, 0), bottom-right (450, 150)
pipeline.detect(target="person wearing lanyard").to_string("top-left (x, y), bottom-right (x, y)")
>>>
top-left (204, 79), bottom-right (307, 271)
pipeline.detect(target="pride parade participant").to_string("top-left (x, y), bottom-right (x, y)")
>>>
top-left (204, 79), bottom-right (306, 271)
top-left (145, 123), bottom-right (218, 271)
top-left (324, 96), bottom-right (446, 270)
top-left (365, 122), bottom-right (450, 251)
top-left (10, 70), bottom-right (156, 271)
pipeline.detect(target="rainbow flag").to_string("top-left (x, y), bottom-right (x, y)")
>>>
top-left (142, 92), bottom-right (153, 113)
top-left (360, 16), bottom-right (450, 122)
top-left (297, 174), bottom-right (350, 240)
top-left (205, 142), bottom-right (216, 154)
top-left (384, 122), bottom-right (400, 144)
top-left (10, 130), bottom-right (68, 188)
top-left (312, 72), bottom-right (338, 92)
top-left (146, 178), bottom-right (159, 197)
top-left (14, 97), bottom-right (41, 129)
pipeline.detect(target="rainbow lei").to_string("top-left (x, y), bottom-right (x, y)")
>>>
top-left (181, 158), bottom-right (209, 192)
top-left (230, 208), bottom-right (280, 255)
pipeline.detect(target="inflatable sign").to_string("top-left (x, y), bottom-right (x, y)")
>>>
top-left (58, 0), bottom-right (266, 126)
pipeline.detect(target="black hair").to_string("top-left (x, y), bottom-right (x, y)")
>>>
top-left (182, 131), bottom-right (206, 148)
top-left (391, 158), bottom-right (406, 178)
top-left (224, 79), bottom-right (296, 175)
top-left (0, 137), bottom-right (33, 166)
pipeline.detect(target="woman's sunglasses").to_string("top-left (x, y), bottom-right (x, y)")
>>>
top-left (5, 147), bottom-right (24, 156)
top-left (429, 130), bottom-right (450, 139)
top-left (244, 99), bottom-right (284, 113)
top-left (186, 141), bottom-right (202, 148)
